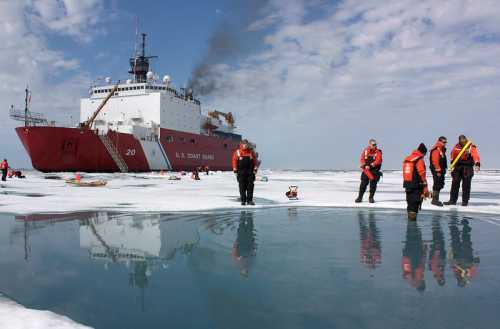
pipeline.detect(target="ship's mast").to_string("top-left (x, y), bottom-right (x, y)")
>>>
top-left (128, 33), bottom-right (157, 83)
top-left (24, 88), bottom-right (29, 127)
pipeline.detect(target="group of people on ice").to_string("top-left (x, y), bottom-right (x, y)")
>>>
top-left (231, 135), bottom-right (481, 220)
top-left (0, 158), bottom-right (25, 181)
top-left (356, 135), bottom-right (480, 220)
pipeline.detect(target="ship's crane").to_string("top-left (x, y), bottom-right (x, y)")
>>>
top-left (82, 83), bottom-right (119, 130)
top-left (208, 110), bottom-right (235, 128)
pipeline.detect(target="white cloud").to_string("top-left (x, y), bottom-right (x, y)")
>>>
top-left (204, 0), bottom-right (500, 169)
top-left (29, 0), bottom-right (103, 42)
top-left (0, 1), bottom-right (99, 167)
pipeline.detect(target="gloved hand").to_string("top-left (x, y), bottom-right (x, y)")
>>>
top-left (436, 171), bottom-right (442, 177)
top-left (423, 186), bottom-right (430, 199)
top-left (474, 162), bottom-right (480, 172)
top-left (365, 165), bottom-right (371, 170)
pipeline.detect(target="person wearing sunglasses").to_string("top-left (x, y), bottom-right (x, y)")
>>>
top-left (429, 136), bottom-right (448, 206)
top-left (355, 139), bottom-right (383, 203)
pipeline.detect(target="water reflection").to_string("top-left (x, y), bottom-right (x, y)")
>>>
top-left (402, 221), bottom-right (427, 291)
top-left (358, 212), bottom-right (382, 269)
top-left (429, 216), bottom-right (447, 286)
top-left (232, 211), bottom-right (257, 277)
top-left (448, 217), bottom-right (480, 287)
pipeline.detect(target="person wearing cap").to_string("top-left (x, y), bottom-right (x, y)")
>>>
top-left (355, 139), bottom-right (383, 203)
top-left (403, 143), bottom-right (430, 220)
top-left (0, 159), bottom-right (9, 182)
top-left (444, 135), bottom-right (480, 206)
top-left (429, 136), bottom-right (448, 206)
top-left (232, 139), bottom-right (258, 206)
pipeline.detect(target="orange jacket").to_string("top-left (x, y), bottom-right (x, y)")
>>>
top-left (359, 147), bottom-right (382, 168)
top-left (0, 160), bottom-right (8, 170)
top-left (404, 150), bottom-right (428, 187)
top-left (430, 141), bottom-right (446, 173)
top-left (451, 143), bottom-right (480, 166)
top-left (232, 147), bottom-right (257, 172)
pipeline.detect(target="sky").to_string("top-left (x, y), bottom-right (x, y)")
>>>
top-left (0, 0), bottom-right (499, 170)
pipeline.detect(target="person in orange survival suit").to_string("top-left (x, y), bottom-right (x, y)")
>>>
top-left (429, 136), bottom-right (448, 207)
top-left (232, 139), bottom-right (258, 206)
top-left (355, 139), bottom-right (383, 203)
top-left (402, 220), bottom-right (427, 292)
top-left (449, 217), bottom-right (480, 287)
top-left (429, 216), bottom-right (447, 286)
top-left (444, 135), bottom-right (481, 206)
top-left (1, 158), bottom-right (9, 182)
top-left (403, 143), bottom-right (430, 221)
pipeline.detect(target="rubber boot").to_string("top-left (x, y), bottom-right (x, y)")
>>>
top-left (368, 191), bottom-right (375, 204)
top-left (443, 200), bottom-right (456, 206)
top-left (431, 191), bottom-right (443, 207)
top-left (461, 201), bottom-right (468, 207)
top-left (408, 211), bottom-right (417, 221)
top-left (355, 192), bottom-right (364, 203)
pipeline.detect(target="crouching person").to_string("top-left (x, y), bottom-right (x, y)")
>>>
top-left (403, 143), bottom-right (430, 220)
top-left (232, 140), bottom-right (258, 206)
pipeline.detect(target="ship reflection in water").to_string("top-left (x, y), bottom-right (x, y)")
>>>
top-left (1, 208), bottom-right (499, 329)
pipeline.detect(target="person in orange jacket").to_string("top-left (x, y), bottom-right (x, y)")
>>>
top-left (232, 140), bottom-right (258, 206)
top-left (355, 139), bottom-right (383, 203)
top-left (1, 159), bottom-right (9, 182)
top-left (403, 143), bottom-right (430, 220)
top-left (429, 136), bottom-right (448, 206)
top-left (444, 135), bottom-right (480, 206)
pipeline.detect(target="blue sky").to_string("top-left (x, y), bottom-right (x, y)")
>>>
top-left (0, 0), bottom-right (499, 170)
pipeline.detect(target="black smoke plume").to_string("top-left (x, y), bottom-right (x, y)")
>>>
top-left (187, 0), bottom-right (271, 96)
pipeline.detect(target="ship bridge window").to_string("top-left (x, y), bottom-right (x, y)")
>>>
top-left (190, 138), bottom-right (196, 144)
top-left (164, 136), bottom-right (174, 143)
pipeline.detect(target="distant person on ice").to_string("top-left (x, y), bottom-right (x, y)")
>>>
top-left (444, 135), bottom-right (481, 207)
top-left (232, 139), bottom-right (258, 206)
top-left (1, 159), bottom-right (9, 182)
top-left (403, 143), bottom-right (430, 221)
top-left (355, 139), bottom-right (383, 203)
top-left (429, 136), bottom-right (448, 206)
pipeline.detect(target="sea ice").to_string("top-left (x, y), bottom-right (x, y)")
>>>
top-left (0, 170), bottom-right (498, 215)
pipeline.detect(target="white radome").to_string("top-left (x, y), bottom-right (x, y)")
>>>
top-left (146, 71), bottom-right (154, 80)
top-left (163, 75), bottom-right (171, 84)
top-left (126, 79), bottom-right (132, 84)
top-left (105, 77), bottom-right (111, 84)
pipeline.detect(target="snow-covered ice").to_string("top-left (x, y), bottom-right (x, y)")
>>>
top-left (1, 170), bottom-right (499, 215)
top-left (0, 294), bottom-right (92, 329)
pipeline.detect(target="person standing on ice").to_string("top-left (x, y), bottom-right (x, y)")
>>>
top-left (1, 158), bottom-right (9, 182)
top-left (429, 136), bottom-right (448, 206)
top-left (403, 143), bottom-right (430, 221)
top-left (232, 140), bottom-right (258, 206)
top-left (444, 135), bottom-right (480, 207)
top-left (355, 139), bottom-right (383, 203)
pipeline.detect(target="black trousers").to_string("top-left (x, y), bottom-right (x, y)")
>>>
top-left (431, 170), bottom-right (445, 191)
top-left (1, 169), bottom-right (6, 181)
top-left (449, 166), bottom-right (474, 203)
top-left (406, 188), bottom-right (423, 213)
top-left (238, 174), bottom-right (255, 203)
top-left (359, 170), bottom-right (381, 197)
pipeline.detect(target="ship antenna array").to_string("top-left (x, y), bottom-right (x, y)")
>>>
top-left (9, 88), bottom-right (48, 127)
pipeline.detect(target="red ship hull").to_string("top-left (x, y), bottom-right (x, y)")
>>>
top-left (16, 126), bottom-right (240, 172)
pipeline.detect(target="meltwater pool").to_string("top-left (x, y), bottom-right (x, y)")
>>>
top-left (0, 208), bottom-right (499, 329)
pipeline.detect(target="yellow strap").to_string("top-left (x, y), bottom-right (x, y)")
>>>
top-left (449, 141), bottom-right (472, 172)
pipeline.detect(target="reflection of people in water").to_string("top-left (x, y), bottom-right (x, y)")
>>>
top-left (232, 211), bottom-right (257, 277)
top-left (448, 217), bottom-right (480, 287)
top-left (402, 221), bottom-right (427, 291)
top-left (429, 216), bottom-right (447, 286)
top-left (358, 212), bottom-right (382, 269)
